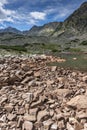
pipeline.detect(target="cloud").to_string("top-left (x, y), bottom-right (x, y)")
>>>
top-left (0, 0), bottom-right (8, 7)
top-left (53, 8), bottom-right (73, 20)
top-left (0, 0), bottom-right (47, 27)
top-left (0, 0), bottom-right (15, 23)
top-left (44, 4), bottom-right (75, 21)
top-left (30, 11), bottom-right (46, 20)
top-left (0, 0), bottom-right (86, 30)
top-left (0, 7), bottom-right (15, 22)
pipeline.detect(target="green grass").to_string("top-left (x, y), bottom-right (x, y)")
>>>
top-left (1, 35), bottom-right (24, 41)
top-left (69, 47), bottom-right (82, 52)
top-left (41, 43), bottom-right (61, 52)
top-left (80, 40), bottom-right (87, 45)
top-left (0, 45), bottom-right (27, 52)
top-left (0, 42), bottom-right (84, 54)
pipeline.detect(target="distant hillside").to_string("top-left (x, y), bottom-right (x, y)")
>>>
top-left (64, 2), bottom-right (87, 32)
top-left (24, 2), bottom-right (87, 42)
top-left (23, 22), bottom-right (61, 36)
top-left (0, 2), bottom-right (87, 46)
top-left (0, 27), bottom-right (21, 34)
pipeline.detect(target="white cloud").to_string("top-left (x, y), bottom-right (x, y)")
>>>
top-left (0, 7), bottom-right (15, 22)
top-left (0, 0), bottom-right (8, 7)
top-left (0, 2), bottom-right (47, 27)
top-left (44, 5), bottom-right (75, 21)
top-left (30, 11), bottom-right (46, 20)
top-left (0, 0), bottom-right (80, 29)
top-left (54, 8), bottom-right (72, 20)
top-left (0, 0), bottom-right (15, 23)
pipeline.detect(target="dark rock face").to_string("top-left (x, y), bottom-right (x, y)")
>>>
top-left (64, 2), bottom-right (87, 32)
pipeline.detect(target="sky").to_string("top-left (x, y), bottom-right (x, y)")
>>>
top-left (0, 0), bottom-right (87, 30)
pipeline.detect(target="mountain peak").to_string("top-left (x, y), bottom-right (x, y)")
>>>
top-left (0, 26), bottom-right (21, 34)
top-left (6, 26), bottom-right (14, 29)
top-left (80, 1), bottom-right (87, 7)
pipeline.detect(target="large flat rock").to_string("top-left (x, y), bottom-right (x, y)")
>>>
top-left (67, 95), bottom-right (87, 109)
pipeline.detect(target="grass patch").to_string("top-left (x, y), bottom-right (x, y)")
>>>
top-left (0, 45), bottom-right (27, 52)
top-left (80, 41), bottom-right (87, 45)
top-left (69, 48), bottom-right (82, 52)
top-left (41, 43), bottom-right (61, 52)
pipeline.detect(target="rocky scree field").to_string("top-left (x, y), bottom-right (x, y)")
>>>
top-left (0, 55), bottom-right (87, 130)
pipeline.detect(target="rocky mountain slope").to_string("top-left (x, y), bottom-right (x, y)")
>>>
top-left (0, 27), bottom-right (21, 34)
top-left (24, 2), bottom-right (87, 41)
top-left (64, 2), bottom-right (87, 33)
top-left (24, 22), bottom-right (61, 37)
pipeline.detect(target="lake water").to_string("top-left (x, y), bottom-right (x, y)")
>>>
top-left (48, 53), bottom-right (87, 72)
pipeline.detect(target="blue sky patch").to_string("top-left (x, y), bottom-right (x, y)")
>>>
top-left (0, 0), bottom-right (86, 30)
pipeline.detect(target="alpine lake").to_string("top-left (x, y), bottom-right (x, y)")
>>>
top-left (47, 53), bottom-right (87, 72)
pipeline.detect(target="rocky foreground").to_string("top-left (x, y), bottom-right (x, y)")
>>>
top-left (0, 55), bottom-right (87, 130)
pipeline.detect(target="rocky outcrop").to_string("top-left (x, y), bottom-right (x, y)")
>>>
top-left (0, 54), bottom-right (87, 130)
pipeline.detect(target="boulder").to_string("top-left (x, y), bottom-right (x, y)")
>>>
top-left (67, 95), bottom-right (87, 109)
top-left (54, 89), bottom-right (71, 97)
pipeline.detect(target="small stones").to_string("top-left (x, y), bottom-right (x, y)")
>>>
top-left (31, 97), bottom-right (42, 108)
top-left (43, 119), bottom-right (53, 130)
top-left (46, 80), bottom-right (55, 86)
top-left (21, 64), bottom-right (30, 71)
top-left (54, 89), bottom-right (71, 97)
top-left (0, 96), bottom-right (8, 104)
top-left (51, 66), bottom-right (57, 72)
top-left (37, 110), bottom-right (49, 122)
top-left (7, 113), bottom-right (16, 121)
top-left (23, 113), bottom-right (36, 122)
top-left (0, 115), bottom-right (6, 122)
top-left (4, 104), bottom-right (13, 113)
top-left (67, 122), bottom-right (74, 130)
top-left (21, 77), bottom-right (32, 84)
top-left (0, 55), bottom-right (87, 129)
top-left (17, 107), bottom-right (25, 115)
top-left (22, 93), bottom-right (34, 103)
top-left (22, 121), bottom-right (33, 130)
top-left (23, 108), bottom-right (38, 122)
top-left (34, 71), bottom-right (40, 77)
top-left (58, 120), bottom-right (65, 129)
top-left (55, 113), bottom-right (64, 121)
top-left (76, 111), bottom-right (87, 120)
top-left (50, 123), bottom-right (58, 130)
top-left (84, 123), bottom-right (87, 130)
top-left (82, 75), bottom-right (87, 83)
